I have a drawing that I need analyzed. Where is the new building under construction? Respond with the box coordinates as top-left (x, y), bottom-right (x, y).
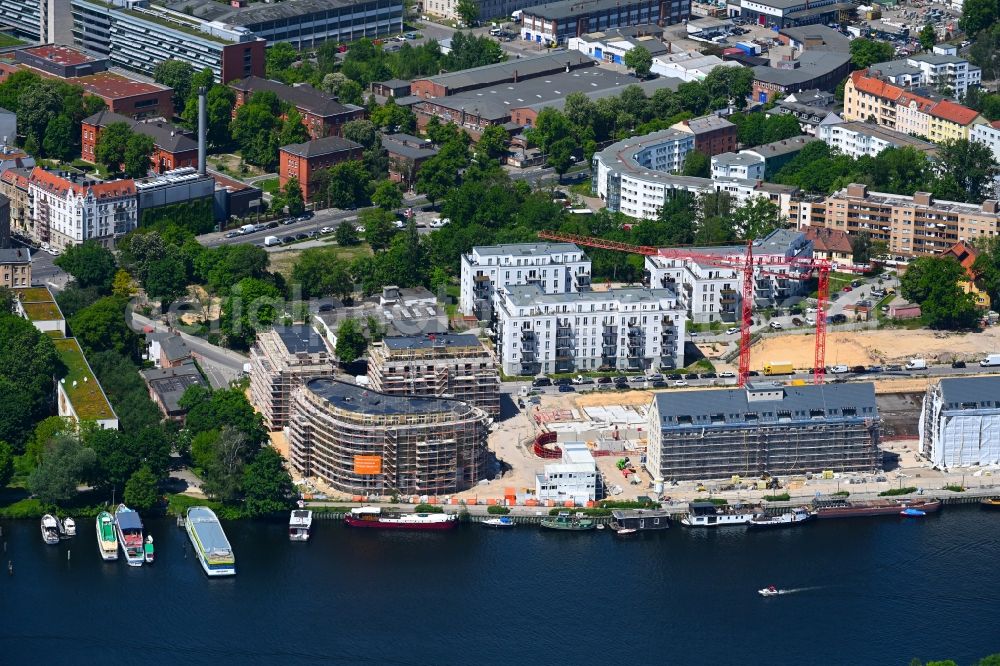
top-left (249, 325), bottom-right (334, 430)
top-left (288, 378), bottom-right (490, 496)
top-left (646, 382), bottom-right (881, 481)
top-left (367, 333), bottom-right (500, 418)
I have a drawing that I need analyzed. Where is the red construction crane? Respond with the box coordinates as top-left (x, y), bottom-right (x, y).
top-left (537, 230), bottom-right (866, 386)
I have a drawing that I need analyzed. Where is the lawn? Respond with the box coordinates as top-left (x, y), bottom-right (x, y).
top-left (259, 178), bottom-right (280, 195)
top-left (267, 243), bottom-right (372, 281)
top-left (53, 337), bottom-right (116, 421)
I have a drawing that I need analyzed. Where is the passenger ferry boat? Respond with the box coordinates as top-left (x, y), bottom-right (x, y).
top-left (95, 512), bottom-right (119, 561)
top-left (289, 509), bottom-right (313, 541)
top-left (41, 514), bottom-right (60, 545)
top-left (680, 501), bottom-right (762, 527)
top-left (185, 506), bottom-right (236, 577)
top-left (609, 509), bottom-right (671, 533)
top-left (748, 507), bottom-right (817, 530)
top-left (114, 504), bottom-right (145, 566)
top-left (344, 507), bottom-right (458, 530)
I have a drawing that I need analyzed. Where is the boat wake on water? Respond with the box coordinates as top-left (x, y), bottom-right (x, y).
top-left (774, 586), bottom-right (824, 595)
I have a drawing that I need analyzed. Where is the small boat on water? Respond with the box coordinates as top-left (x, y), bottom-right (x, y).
top-left (981, 498), bottom-right (1000, 511)
top-left (900, 507), bottom-right (926, 517)
top-left (186, 506), bottom-right (236, 577)
top-left (41, 515), bottom-right (60, 545)
top-left (96, 512), bottom-right (118, 561)
top-left (60, 517), bottom-right (76, 537)
top-left (540, 511), bottom-right (596, 531)
top-left (759, 585), bottom-right (780, 597)
top-left (681, 501), bottom-right (762, 527)
top-left (482, 516), bottom-right (515, 528)
top-left (749, 507), bottom-right (816, 530)
top-left (615, 528), bottom-right (638, 535)
top-left (114, 504), bottom-right (145, 567)
top-left (144, 535), bottom-right (155, 564)
top-left (609, 509), bottom-right (671, 532)
top-left (344, 507), bottom-right (458, 531)
top-left (289, 509), bottom-right (313, 541)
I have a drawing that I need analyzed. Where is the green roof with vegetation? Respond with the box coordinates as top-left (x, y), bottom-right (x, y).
top-left (21, 301), bottom-right (64, 322)
top-left (53, 337), bottom-right (117, 422)
top-left (14, 286), bottom-right (57, 303)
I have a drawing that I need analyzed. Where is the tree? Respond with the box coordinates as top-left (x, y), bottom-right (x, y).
top-left (231, 103), bottom-right (279, 169)
top-left (327, 160), bottom-right (371, 209)
top-left (70, 296), bottom-right (141, 359)
top-left (123, 133), bottom-right (154, 178)
top-left (180, 386), bottom-right (267, 447)
top-left (546, 136), bottom-right (577, 181)
top-left (900, 256), bottom-right (980, 329)
top-left (477, 124), bottom-right (510, 161)
top-left (28, 435), bottom-right (96, 505)
top-left (16, 80), bottom-right (62, 149)
top-left (55, 241), bottom-right (117, 292)
top-left (153, 60), bottom-right (194, 113)
top-left (456, 0), bottom-right (480, 26)
top-left (849, 39), bottom-right (895, 69)
top-left (242, 447), bottom-right (294, 516)
top-left (623, 45), bottom-right (653, 78)
top-left (934, 139), bottom-right (1000, 204)
top-left (960, 0), bottom-right (998, 35)
top-left (123, 466), bottom-right (159, 512)
top-left (278, 108), bottom-right (310, 147)
top-left (266, 42), bottom-right (299, 77)
top-left (94, 121), bottom-right (135, 173)
top-left (919, 24), bottom-right (937, 50)
top-left (335, 317), bottom-right (368, 363)
top-left (681, 150), bottom-right (710, 177)
top-left (112, 269), bottom-right (136, 298)
top-left (291, 248), bottom-right (354, 299)
top-left (145, 254), bottom-right (189, 310)
top-left (338, 80), bottom-right (364, 106)
top-left (0, 314), bottom-right (63, 449)
top-left (335, 221), bottom-right (360, 246)
top-left (282, 177), bottom-right (305, 216)
top-left (852, 231), bottom-right (873, 265)
top-left (360, 208), bottom-right (398, 252)
top-left (0, 441), bottom-right (13, 488)
top-left (219, 278), bottom-right (283, 350)
top-left (732, 196), bottom-right (782, 239)
top-left (342, 119), bottom-right (379, 149)
top-left (371, 180), bottom-right (403, 210)
top-left (42, 114), bottom-right (74, 161)
top-left (201, 426), bottom-right (251, 503)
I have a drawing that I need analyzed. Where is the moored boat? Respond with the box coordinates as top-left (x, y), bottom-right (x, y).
top-left (748, 507), bottom-right (816, 530)
top-left (41, 514), bottom-right (60, 545)
top-left (185, 506), bottom-right (236, 577)
top-left (289, 509), bottom-right (313, 541)
top-left (539, 511), bottom-right (596, 531)
top-left (114, 504), bottom-right (145, 567)
top-left (144, 535), bottom-right (155, 564)
top-left (61, 517), bottom-right (76, 537)
top-left (813, 497), bottom-right (942, 519)
top-left (609, 508), bottom-right (670, 532)
top-left (95, 512), bottom-right (118, 561)
top-left (680, 501), bottom-right (762, 527)
top-left (345, 507), bottom-right (458, 530)
top-left (482, 516), bottom-right (515, 527)
top-left (759, 585), bottom-right (780, 597)
top-left (900, 507), bottom-right (926, 517)
top-left (981, 498), bottom-right (1000, 511)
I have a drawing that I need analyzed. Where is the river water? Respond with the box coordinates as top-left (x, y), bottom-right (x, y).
top-left (1, 507), bottom-right (997, 665)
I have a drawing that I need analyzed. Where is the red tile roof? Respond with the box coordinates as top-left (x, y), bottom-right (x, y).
top-left (0, 169), bottom-right (28, 188)
top-left (28, 167), bottom-right (136, 200)
top-left (849, 70), bottom-right (904, 102)
top-left (929, 99), bottom-right (981, 126)
top-left (940, 240), bottom-right (979, 278)
top-left (76, 72), bottom-right (170, 100)
top-left (896, 91), bottom-right (935, 112)
top-left (804, 226), bottom-right (853, 254)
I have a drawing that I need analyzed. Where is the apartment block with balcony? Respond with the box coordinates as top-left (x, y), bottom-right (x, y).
top-left (459, 243), bottom-right (592, 321)
top-left (249, 325), bottom-right (334, 430)
top-left (494, 283), bottom-right (685, 376)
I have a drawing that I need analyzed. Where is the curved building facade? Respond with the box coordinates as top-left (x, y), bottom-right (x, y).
top-left (288, 378), bottom-right (489, 496)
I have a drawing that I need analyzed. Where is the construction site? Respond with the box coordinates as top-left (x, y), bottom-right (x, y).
top-left (367, 333), bottom-right (500, 418)
top-left (248, 325), bottom-right (334, 430)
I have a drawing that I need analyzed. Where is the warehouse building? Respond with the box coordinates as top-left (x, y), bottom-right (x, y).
top-left (288, 378), bottom-right (490, 495)
top-left (920, 377), bottom-right (1000, 469)
top-left (367, 333), bottom-right (500, 418)
top-left (519, 0), bottom-right (691, 46)
top-left (249, 325), bottom-right (335, 430)
top-left (646, 382), bottom-right (882, 482)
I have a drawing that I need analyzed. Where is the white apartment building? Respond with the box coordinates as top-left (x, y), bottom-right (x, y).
top-left (908, 53), bottom-right (981, 97)
top-left (28, 168), bottom-right (137, 250)
top-left (816, 120), bottom-right (939, 159)
top-left (711, 152), bottom-right (765, 180)
top-left (645, 229), bottom-right (814, 323)
top-left (460, 243), bottom-right (592, 320)
top-left (920, 377), bottom-right (1000, 469)
top-left (971, 123), bottom-right (1000, 166)
top-left (494, 284), bottom-right (685, 376)
top-left (535, 442), bottom-right (597, 505)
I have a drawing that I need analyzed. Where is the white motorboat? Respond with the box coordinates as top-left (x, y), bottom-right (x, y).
top-left (748, 507), bottom-right (816, 530)
top-left (41, 514), bottom-right (60, 545)
top-left (759, 586), bottom-right (780, 597)
top-left (60, 516), bottom-right (76, 537)
top-left (615, 528), bottom-right (638, 535)
top-left (482, 516), bottom-right (515, 527)
top-left (289, 509), bottom-right (313, 541)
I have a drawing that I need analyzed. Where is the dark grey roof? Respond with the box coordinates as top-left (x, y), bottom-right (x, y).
top-left (231, 77), bottom-right (360, 118)
top-left (380, 134), bottom-right (439, 160)
top-left (654, 383), bottom-right (878, 428)
top-left (937, 376), bottom-right (1000, 411)
top-left (680, 114), bottom-right (735, 135)
top-left (378, 79), bottom-right (411, 88)
top-left (779, 25), bottom-right (851, 52)
top-left (160, 334), bottom-right (191, 362)
top-left (274, 325), bottom-right (328, 354)
top-left (382, 333), bottom-right (484, 351)
top-left (745, 135), bottom-right (818, 159)
top-left (163, 0), bottom-right (377, 26)
top-left (83, 110), bottom-right (197, 153)
top-left (304, 377), bottom-right (480, 417)
top-left (281, 135), bottom-right (362, 158)
top-left (417, 52), bottom-right (592, 91)
top-left (752, 50), bottom-right (851, 87)
top-left (869, 60), bottom-right (922, 79)
top-left (141, 363), bottom-right (206, 414)
top-left (0, 248), bottom-right (30, 264)
top-left (523, 0), bottom-right (662, 20)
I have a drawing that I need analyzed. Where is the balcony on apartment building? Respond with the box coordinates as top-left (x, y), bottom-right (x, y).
top-left (574, 272), bottom-right (592, 291)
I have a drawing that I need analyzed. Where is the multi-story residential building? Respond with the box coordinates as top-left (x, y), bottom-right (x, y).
top-left (279, 136), bottom-right (364, 200)
top-left (645, 229), bottom-right (813, 323)
top-left (671, 115), bottom-right (737, 157)
top-left (494, 284), bottom-right (686, 375)
top-left (27, 168), bottom-right (137, 250)
top-left (367, 333), bottom-right (500, 418)
top-left (519, 0), bottom-right (690, 46)
top-left (230, 77), bottom-right (366, 140)
top-left (711, 152), bottom-right (765, 180)
top-left (0, 167), bottom-right (31, 240)
top-left (646, 382), bottom-right (881, 482)
top-left (288, 378), bottom-right (489, 495)
top-left (741, 135), bottom-right (818, 178)
top-left (971, 121), bottom-right (1000, 164)
top-left (460, 243), bottom-right (592, 320)
top-left (0, 192), bottom-right (8, 248)
top-left (82, 110), bottom-right (198, 175)
top-left (0, 247), bottom-right (31, 288)
top-left (928, 99), bottom-right (987, 142)
top-left (920, 376), bottom-right (1000, 469)
top-left (806, 183), bottom-right (1000, 258)
top-left (872, 53), bottom-right (981, 98)
top-left (382, 133), bottom-right (440, 190)
top-left (249, 325), bottom-right (334, 430)
top-left (816, 120), bottom-right (938, 159)
top-left (893, 91), bottom-right (935, 138)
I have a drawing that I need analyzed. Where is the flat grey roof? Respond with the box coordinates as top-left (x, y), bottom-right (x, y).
top-left (380, 134), bottom-right (439, 160)
top-left (745, 135), bottom-right (818, 158)
top-left (503, 283), bottom-right (676, 307)
top-left (909, 53), bottom-right (965, 65)
top-left (474, 242), bottom-right (583, 257)
top-left (678, 114), bottom-right (736, 135)
top-left (417, 52), bottom-right (592, 91)
top-left (779, 25), bottom-right (851, 52)
top-left (523, 0), bottom-right (663, 21)
top-left (516, 75), bottom-right (681, 115)
top-left (655, 382), bottom-right (878, 427)
top-left (141, 363), bottom-right (205, 413)
top-left (831, 121), bottom-right (938, 154)
top-left (280, 135), bottom-right (362, 158)
top-left (163, 0), bottom-right (382, 26)
top-left (304, 377), bottom-right (479, 416)
top-left (712, 151), bottom-right (764, 167)
top-left (382, 333), bottom-right (484, 351)
top-left (752, 50), bottom-right (851, 86)
top-left (274, 325), bottom-right (328, 354)
top-left (869, 60), bottom-right (922, 78)
top-left (938, 376), bottom-right (1000, 410)
top-left (230, 77), bottom-right (360, 118)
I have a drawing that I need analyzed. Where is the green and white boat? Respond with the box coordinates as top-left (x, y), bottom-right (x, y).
top-left (185, 506), bottom-right (235, 577)
top-left (540, 511), bottom-right (597, 531)
top-left (96, 512), bottom-right (118, 561)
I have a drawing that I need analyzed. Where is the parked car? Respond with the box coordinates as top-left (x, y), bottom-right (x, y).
top-left (553, 378), bottom-right (572, 386)
top-left (295, 232), bottom-right (308, 240)
top-left (674, 380), bottom-right (689, 387)
top-left (282, 235), bottom-right (295, 243)
top-left (886, 364), bottom-right (903, 371)
top-left (613, 376), bottom-right (629, 385)
top-left (629, 375), bottom-right (645, 383)
top-left (667, 373), bottom-right (682, 380)
top-left (224, 231), bottom-right (239, 238)
top-left (769, 321), bottom-right (783, 330)
top-left (868, 365), bottom-right (883, 373)
top-left (558, 384), bottom-right (575, 392)
top-left (851, 279), bottom-right (862, 288)
top-left (282, 218), bottom-right (296, 225)
top-left (532, 377), bottom-right (552, 387)
top-left (850, 365), bottom-right (867, 374)
top-left (842, 286), bottom-right (852, 292)
top-left (297, 211), bottom-right (314, 221)
top-left (646, 373), bottom-right (664, 382)
top-left (830, 365), bottom-right (849, 374)
top-left (726, 327), bottom-right (740, 335)
top-left (718, 371), bottom-right (735, 378)
top-left (517, 399), bottom-right (526, 409)
top-left (684, 373), bottom-right (699, 380)
top-left (748, 370), bottom-right (760, 377)
top-left (652, 380), bottom-right (667, 388)
top-left (952, 360), bottom-right (967, 368)
top-left (700, 372), bottom-right (717, 379)
top-left (831, 314), bottom-right (848, 324)
top-left (265, 221), bottom-right (280, 229)
top-left (320, 226), bottom-right (335, 234)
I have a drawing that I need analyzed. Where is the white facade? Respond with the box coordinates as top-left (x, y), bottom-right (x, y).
top-left (650, 51), bottom-right (741, 82)
top-left (495, 284), bottom-right (686, 375)
top-left (28, 170), bottom-right (137, 250)
top-left (907, 54), bottom-right (980, 98)
top-left (460, 243), bottom-right (592, 319)
top-left (816, 121), bottom-right (938, 159)
top-left (972, 123), bottom-right (1000, 165)
top-left (535, 442), bottom-right (597, 504)
top-left (711, 152), bottom-right (765, 180)
top-left (920, 377), bottom-right (1000, 468)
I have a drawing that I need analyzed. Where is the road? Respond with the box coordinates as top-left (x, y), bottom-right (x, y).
top-left (129, 311), bottom-right (248, 388)
top-left (11, 241), bottom-right (70, 292)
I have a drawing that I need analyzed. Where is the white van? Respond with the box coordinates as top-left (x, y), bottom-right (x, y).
top-left (980, 354), bottom-right (1000, 367)
top-left (905, 358), bottom-right (927, 370)
top-left (264, 235), bottom-right (281, 247)
top-left (240, 224), bottom-right (255, 234)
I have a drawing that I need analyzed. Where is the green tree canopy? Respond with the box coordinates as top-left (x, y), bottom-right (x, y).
top-left (28, 435), bottom-right (96, 505)
top-left (960, 0), bottom-right (998, 35)
top-left (242, 446), bottom-right (294, 516)
top-left (918, 24), bottom-right (937, 50)
top-left (849, 39), bottom-right (895, 69)
top-left (327, 160), bottom-right (372, 209)
top-left (42, 114), bottom-right (75, 161)
top-left (144, 254), bottom-right (189, 309)
top-left (335, 317), bottom-right (368, 363)
top-left (456, 0), bottom-right (480, 26)
top-left (623, 45), bottom-right (653, 78)
top-left (933, 139), bottom-right (1000, 204)
top-left (0, 314), bottom-right (64, 448)
top-left (359, 208), bottom-right (398, 252)
top-left (682, 150), bottom-right (710, 177)
top-left (55, 241), bottom-right (118, 292)
top-left (219, 278), bottom-right (283, 350)
top-left (371, 179), bottom-right (403, 210)
top-left (153, 59), bottom-right (194, 112)
top-left (124, 466), bottom-right (160, 512)
top-left (180, 385), bottom-right (268, 447)
top-left (94, 121), bottom-right (135, 173)
top-left (291, 248), bottom-right (354, 299)
top-left (0, 441), bottom-right (13, 489)
top-left (900, 256), bottom-right (980, 329)
top-left (70, 296), bottom-right (142, 360)
top-left (335, 221), bottom-right (361, 246)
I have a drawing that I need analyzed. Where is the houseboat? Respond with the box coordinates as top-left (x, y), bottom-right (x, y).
top-left (748, 507), bottom-right (816, 529)
top-left (344, 507), bottom-right (458, 530)
top-left (289, 509), bottom-right (313, 541)
top-left (813, 497), bottom-right (942, 519)
top-left (185, 506), bottom-right (236, 577)
top-left (680, 501), bottom-right (762, 527)
top-left (540, 511), bottom-right (596, 531)
top-left (95, 512), bottom-right (118, 561)
top-left (114, 504), bottom-right (145, 566)
top-left (609, 509), bottom-right (671, 533)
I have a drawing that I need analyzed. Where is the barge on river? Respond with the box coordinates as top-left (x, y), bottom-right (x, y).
top-left (345, 507), bottom-right (458, 530)
top-left (812, 497), bottom-right (942, 519)
top-left (185, 506), bottom-right (236, 576)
